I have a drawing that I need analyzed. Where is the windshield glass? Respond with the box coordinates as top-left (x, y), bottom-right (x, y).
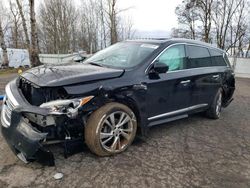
top-left (84, 42), bottom-right (159, 69)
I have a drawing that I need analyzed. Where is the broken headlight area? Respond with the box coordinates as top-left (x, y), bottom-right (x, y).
top-left (15, 97), bottom-right (94, 165)
top-left (39, 96), bottom-right (94, 119)
top-left (1, 80), bottom-right (95, 166)
top-left (22, 96), bottom-right (95, 142)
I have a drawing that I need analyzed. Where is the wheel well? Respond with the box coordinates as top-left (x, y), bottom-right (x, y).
top-left (111, 98), bottom-right (143, 135)
top-left (221, 87), bottom-right (226, 99)
top-left (114, 99), bottom-right (141, 125)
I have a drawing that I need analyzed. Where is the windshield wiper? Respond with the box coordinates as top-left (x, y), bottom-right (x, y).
top-left (88, 62), bottom-right (104, 67)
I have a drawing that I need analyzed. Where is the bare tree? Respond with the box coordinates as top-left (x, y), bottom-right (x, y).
top-left (118, 15), bottom-right (135, 41)
top-left (0, 2), bottom-right (9, 68)
top-left (175, 0), bottom-right (214, 42)
top-left (245, 28), bottom-right (250, 57)
top-left (0, 19), bottom-right (9, 67)
top-left (213, 0), bottom-right (244, 49)
top-left (107, 0), bottom-right (118, 44)
top-left (175, 0), bottom-right (199, 39)
top-left (227, 0), bottom-right (247, 53)
top-left (29, 0), bottom-right (41, 66)
top-left (9, 0), bottom-right (22, 48)
top-left (39, 0), bottom-right (78, 54)
top-left (196, 0), bottom-right (214, 42)
top-left (79, 0), bottom-right (100, 53)
top-left (36, 0), bottom-right (134, 54)
top-left (16, 0), bottom-right (30, 50)
top-left (99, 0), bottom-right (107, 48)
top-left (171, 27), bottom-right (192, 39)
top-left (175, 0), bottom-right (249, 57)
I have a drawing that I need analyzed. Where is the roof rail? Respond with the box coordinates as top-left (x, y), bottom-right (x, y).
top-left (129, 38), bottom-right (169, 40)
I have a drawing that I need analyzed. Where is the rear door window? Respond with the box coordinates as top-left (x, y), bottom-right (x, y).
top-left (187, 45), bottom-right (212, 68)
top-left (209, 49), bottom-right (227, 66)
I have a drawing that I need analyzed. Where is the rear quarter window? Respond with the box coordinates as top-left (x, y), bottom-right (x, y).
top-left (223, 54), bottom-right (231, 67)
top-left (186, 45), bottom-right (212, 68)
top-left (209, 49), bottom-right (227, 66)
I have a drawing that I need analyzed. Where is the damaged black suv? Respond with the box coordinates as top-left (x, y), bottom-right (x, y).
top-left (1, 39), bottom-right (235, 165)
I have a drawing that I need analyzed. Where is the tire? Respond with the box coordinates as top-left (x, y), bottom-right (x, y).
top-left (206, 88), bottom-right (223, 119)
top-left (84, 102), bottom-right (137, 156)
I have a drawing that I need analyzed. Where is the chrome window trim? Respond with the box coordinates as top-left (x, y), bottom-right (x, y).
top-left (156, 66), bottom-right (227, 74)
top-left (148, 104), bottom-right (208, 121)
top-left (145, 43), bottom-right (187, 74)
top-left (145, 43), bottom-right (228, 74)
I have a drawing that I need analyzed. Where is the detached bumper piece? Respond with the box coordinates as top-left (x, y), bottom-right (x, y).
top-left (1, 110), bottom-right (55, 166)
top-left (222, 98), bottom-right (234, 108)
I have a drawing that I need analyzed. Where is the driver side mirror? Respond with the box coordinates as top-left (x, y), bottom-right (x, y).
top-left (73, 56), bottom-right (86, 63)
top-left (151, 61), bottom-right (169, 74)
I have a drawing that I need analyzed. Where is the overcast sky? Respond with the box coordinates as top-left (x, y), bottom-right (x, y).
top-left (118, 0), bottom-right (182, 31)
top-left (2, 0), bottom-right (181, 32)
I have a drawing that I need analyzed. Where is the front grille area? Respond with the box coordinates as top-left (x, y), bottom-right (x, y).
top-left (1, 93), bottom-right (17, 127)
top-left (19, 77), bottom-right (69, 106)
top-left (1, 82), bottom-right (20, 127)
top-left (4, 96), bottom-right (15, 123)
top-left (19, 77), bottom-right (32, 103)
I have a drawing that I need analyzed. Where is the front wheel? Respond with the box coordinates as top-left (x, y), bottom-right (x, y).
top-left (206, 88), bottom-right (223, 119)
top-left (85, 102), bottom-right (137, 156)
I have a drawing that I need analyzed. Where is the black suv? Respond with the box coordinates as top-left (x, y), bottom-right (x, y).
top-left (1, 39), bottom-right (235, 165)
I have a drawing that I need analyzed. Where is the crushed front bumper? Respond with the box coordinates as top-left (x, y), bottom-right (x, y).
top-left (1, 110), bottom-right (55, 166)
top-left (0, 80), bottom-right (55, 166)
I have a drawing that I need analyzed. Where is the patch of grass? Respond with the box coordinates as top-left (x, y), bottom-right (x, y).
top-left (0, 67), bottom-right (29, 75)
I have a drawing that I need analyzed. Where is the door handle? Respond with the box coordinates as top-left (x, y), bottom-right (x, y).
top-left (180, 80), bottom-right (191, 84)
top-left (213, 75), bottom-right (219, 78)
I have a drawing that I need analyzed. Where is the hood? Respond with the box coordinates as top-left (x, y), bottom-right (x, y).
top-left (20, 64), bottom-right (124, 87)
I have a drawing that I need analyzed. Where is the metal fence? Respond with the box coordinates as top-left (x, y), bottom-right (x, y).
top-left (229, 57), bottom-right (250, 78)
top-left (39, 54), bottom-right (76, 64)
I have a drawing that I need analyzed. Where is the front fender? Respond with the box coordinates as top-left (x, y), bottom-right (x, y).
top-left (91, 84), bottom-right (149, 135)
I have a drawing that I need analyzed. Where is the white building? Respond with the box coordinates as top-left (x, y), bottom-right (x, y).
top-left (0, 48), bottom-right (30, 68)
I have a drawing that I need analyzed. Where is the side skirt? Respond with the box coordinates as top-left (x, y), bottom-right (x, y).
top-left (148, 114), bottom-right (188, 127)
top-left (148, 104), bottom-right (208, 121)
top-left (147, 104), bottom-right (208, 127)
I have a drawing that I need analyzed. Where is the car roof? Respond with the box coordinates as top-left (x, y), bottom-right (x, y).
top-left (126, 39), bottom-right (169, 45)
top-left (127, 38), bottom-right (225, 53)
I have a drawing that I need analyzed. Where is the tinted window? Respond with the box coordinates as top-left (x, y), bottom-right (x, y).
top-left (156, 44), bottom-right (186, 71)
top-left (209, 49), bottom-right (227, 66)
top-left (187, 45), bottom-right (212, 68)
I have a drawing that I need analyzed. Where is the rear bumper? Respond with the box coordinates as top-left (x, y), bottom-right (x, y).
top-left (1, 110), bottom-right (55, 166)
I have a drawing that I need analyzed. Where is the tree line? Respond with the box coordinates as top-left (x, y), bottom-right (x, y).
top-left (0, 0), bottom-right (135, 67)
top-left (1, 0), bottom-right (249, 68)
top-left (1, 0), bottom-right (40, 67)
top-left (172, 0), bottom-right (250, 58)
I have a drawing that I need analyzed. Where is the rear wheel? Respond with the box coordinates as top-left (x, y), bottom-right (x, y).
top-left (206, 88), bottom-right (223, 119)
top-left (85, 102), bottom-right (137, 156)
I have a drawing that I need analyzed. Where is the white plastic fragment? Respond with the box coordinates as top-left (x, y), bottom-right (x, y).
top-left (53, 172), bottom-right (64, 180)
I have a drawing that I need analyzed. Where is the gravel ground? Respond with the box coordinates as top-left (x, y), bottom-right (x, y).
top-left (0, 74), bottom-right (17, 95)
top-left (0, 74), bottom-right (250, 188)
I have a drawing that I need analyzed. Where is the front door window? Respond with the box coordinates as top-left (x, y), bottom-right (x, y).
top-left (156, 44), bottom-right (186, 71)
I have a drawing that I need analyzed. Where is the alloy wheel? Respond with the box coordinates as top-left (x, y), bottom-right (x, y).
top-left (99, 111), bottom-right (134, 153)
top-left (216, 92), bottom-right (222, 116)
